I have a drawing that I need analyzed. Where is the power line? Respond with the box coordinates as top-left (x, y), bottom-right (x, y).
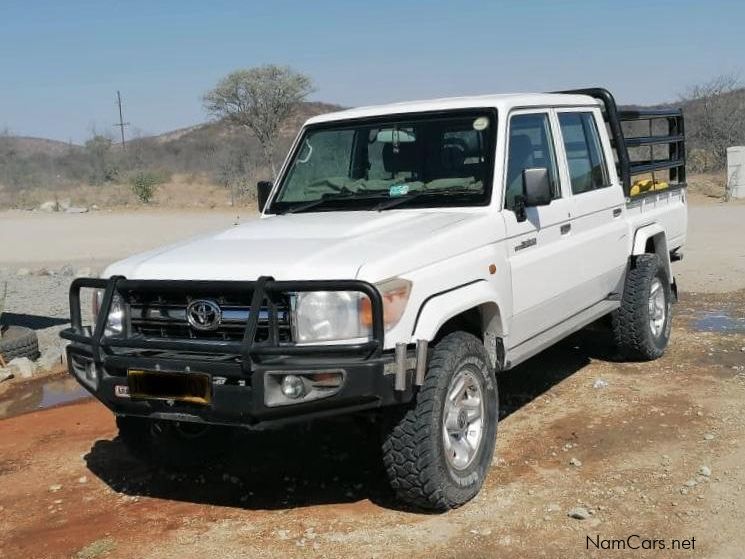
top-left (114, 90), bottom-right (130, 150)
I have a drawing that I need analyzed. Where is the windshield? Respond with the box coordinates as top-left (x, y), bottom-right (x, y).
top-left (268, 110), bottom-right (496, 213)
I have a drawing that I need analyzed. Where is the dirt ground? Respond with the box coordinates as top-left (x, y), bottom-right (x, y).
top-left (0, 292), bottom-right (743, 559)
top-left (0, 201), bottom-right (744, 559)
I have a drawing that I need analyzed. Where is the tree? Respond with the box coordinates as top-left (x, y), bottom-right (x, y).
top-left (203, 65), bottom-right (314, 178)
top-left (84, 133), bottom-right (117, 185)
top-left (680, 74), bottom-right (745, 173)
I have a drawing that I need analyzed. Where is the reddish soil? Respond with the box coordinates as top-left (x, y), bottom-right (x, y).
top-left (0, 292), bottom-right (744, 559)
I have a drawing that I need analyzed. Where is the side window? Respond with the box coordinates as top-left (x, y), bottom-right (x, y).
top-left (505, 113), bottom-right (560, 211)
top-left (558, 112), bottom-right (610, 194)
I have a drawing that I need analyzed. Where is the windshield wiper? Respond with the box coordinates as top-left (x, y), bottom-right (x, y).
top-left (373, 188), bottom-right (481, 211)
top-left (281, 191), bottom-right (386, 214)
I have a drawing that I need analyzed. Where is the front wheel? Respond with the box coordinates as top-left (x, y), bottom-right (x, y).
top-left (612, 254), bottom-right (673, 361)
top-left (381, 332), bottom-right (498, 511)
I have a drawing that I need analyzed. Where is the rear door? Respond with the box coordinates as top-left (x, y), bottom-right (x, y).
top-left (502, 110), bottom-right (581, 348)
top-left (555, 108), bottom-right (628, 303)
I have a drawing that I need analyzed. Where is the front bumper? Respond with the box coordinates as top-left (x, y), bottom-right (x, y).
top-left (61, 276), bottom-right (415, 429)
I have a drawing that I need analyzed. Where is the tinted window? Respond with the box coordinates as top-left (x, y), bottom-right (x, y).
top-left (558, 112), bottom-right (609, 194)
top-left (505, 113), bottom-right (560, 211)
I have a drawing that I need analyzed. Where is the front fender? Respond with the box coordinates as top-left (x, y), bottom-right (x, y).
top-left (411, 280), bottom-right (505, 342)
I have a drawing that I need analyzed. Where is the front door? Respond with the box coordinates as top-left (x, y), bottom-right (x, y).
top-left (502, 110), bottom-right (581, 349)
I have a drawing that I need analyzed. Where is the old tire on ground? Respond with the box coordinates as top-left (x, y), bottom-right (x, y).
top-left (116, 416), bottom-right (233, 468)
top-left (0, 325), bottom-right (40, 362)
top-left (612, 253), bottom-right (672, 361)
top-left (381, 332), bottom-right (498, 511)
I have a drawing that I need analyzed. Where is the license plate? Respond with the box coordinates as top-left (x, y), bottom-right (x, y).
top-left (127, 369), bottom-right (211, 405)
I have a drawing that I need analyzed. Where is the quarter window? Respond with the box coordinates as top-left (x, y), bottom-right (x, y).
top-left (505, 113), bottom-right (560, 211)
top-left (558, 112), bottom-right (610, 194)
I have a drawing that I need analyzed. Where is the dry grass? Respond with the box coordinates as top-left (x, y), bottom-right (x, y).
top-left (0, 173), bottom-right (245, 210)
top-left (0, 171), bottom-right (738, 211)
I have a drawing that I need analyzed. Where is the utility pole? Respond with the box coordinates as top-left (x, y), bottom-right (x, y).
top-left (114, 90), bottom-right (130, 150)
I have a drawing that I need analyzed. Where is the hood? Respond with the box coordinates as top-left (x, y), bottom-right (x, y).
top-left (104, 210), bottom-right (497, 282)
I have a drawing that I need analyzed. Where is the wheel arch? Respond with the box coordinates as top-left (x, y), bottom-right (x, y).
top-left (632, 224), bottom-right (672, 282)
top-left (411, 281), bottom-right (506, 368)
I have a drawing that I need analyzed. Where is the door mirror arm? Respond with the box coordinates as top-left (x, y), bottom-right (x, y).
top-left (514, 195), bottom-right (528, 222)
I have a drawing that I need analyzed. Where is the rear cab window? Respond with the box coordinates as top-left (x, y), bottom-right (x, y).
top-left (557, 112), bottom-right (610, 194)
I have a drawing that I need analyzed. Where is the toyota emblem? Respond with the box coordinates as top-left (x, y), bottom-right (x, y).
top-left (186, 299), bottom-right (222, 331)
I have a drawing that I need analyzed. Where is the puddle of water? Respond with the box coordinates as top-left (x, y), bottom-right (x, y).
top-left (694, 312), bottom-right (745, 333)
top-left (0, 375), bottom-right (91, 419)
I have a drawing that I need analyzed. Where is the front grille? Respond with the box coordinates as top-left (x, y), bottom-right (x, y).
top-left (125, 289), bottom-right (292, 344)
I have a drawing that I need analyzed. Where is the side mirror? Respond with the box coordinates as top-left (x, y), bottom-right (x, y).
top-left (514, 168), bottom-right (551, 222)
top-left (522, 168), bottom-right (552, 206)
top-left (257, 181), bottom-right (273, 212)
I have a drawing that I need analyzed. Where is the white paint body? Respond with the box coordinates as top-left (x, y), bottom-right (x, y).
top-left (104, 93), bottom-right (688, 369)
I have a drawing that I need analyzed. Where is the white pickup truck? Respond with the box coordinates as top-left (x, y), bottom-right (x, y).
top-left (61, 88), bottom-right (687, 510)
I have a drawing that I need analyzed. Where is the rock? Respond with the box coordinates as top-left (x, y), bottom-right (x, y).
top-left (699, 466), bottom-right (711, 477)
top-left (568, 506), bottom-right (590, 520)
top-left (77, 476), bottom-right (88, 484)
top-left (16, 268), bottom-right (31, 277)
top-left (592, 378), bottom-right (609, 389)
top-left (58, 264), bottom-right (75, 277)
top-left (48, 484), bottom-right (62, 492)
top-left (33, 267), bottom-right (53, 277)
top-left (58, 199), bottom-right (71, 210)
top-left (64, 206), bottom-right (88, 214)
top-left (704, 433), bottom-right (715, 441)
top-left (37, 347), bottom-right (63, 371)
top-left (8, 357), bottom-right (36, 379)
top-left (39, 201), bottom-right (58, 213)
top-left (90, 204), bottom-right (99, 211)
top-left (684, 479), bottom-right (698, 488)
top-left (0, 369), bottom-right (13, 383)
top-left (569, 457), bottom-right (582, 467)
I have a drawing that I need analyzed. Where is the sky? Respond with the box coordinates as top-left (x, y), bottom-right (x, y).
top-left (0, 0), bottom-right (743, 143)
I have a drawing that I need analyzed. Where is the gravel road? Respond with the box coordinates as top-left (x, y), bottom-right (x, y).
top-left (0, 203), bottom-right (744, 558)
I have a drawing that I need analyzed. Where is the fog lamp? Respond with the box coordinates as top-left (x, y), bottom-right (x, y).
top-left (281, 375), bottom-right (305, 399)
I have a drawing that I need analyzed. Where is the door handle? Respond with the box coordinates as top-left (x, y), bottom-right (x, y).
top-left (560, 223), bottom-right (571, 235)
top-left (613, 208), bottom-right (622, 217)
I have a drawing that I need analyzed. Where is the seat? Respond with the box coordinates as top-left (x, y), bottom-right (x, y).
top-left (382, 143), bottom-right (418, 181)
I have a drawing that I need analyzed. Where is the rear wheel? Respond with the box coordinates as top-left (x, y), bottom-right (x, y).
top-left (612, 254), bottom-right (672, 361)
top-left (381, 332), bottom-right (498, 510)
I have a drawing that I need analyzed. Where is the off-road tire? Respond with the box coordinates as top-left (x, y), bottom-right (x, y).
top-left (0, 325), bottom-right (40, 362)
top-left (612, 254), bottom-right (672, 361)
top-left (381, 332), bottom-right (498, 511)
top-left (116, 416), bottom-right (232, 468)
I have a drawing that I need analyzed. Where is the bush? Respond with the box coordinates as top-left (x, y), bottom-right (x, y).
top-left (129, 171), bottom-right (167, 203)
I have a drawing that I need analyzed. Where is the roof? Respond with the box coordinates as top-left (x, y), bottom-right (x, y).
top-left (305, 92), bottom-right (601, 125)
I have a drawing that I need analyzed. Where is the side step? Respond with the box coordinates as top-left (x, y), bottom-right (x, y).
top-left (504, 300), bottom-right (620, 369)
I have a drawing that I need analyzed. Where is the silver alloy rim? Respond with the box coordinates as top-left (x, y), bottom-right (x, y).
top-left (648, 277), bottom-right (666, 338)
top-left (442, 369), bottom-right (485, 471)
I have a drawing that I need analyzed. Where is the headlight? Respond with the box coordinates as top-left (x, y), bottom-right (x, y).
top-left (292, 291), bottom-right (369, 343)
top-left (291, 278), bottom-right (412, 344)
top-left (92, 289), bottom-right (125, 337)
